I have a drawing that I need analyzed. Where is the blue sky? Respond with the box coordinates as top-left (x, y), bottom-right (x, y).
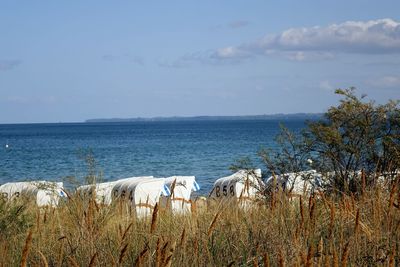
top-left (0, 1), bottom-right (399, 123)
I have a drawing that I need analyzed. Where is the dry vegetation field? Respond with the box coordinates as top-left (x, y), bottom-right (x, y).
top-left (1, 180), bottom-right (399, 266)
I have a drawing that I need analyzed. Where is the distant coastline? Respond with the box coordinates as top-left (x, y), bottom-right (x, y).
top-left (85, 113), bottom-right (323, 123)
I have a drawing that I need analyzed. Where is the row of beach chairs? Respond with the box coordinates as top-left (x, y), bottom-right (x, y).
top-left (0, 169), bottom-right (327, 217)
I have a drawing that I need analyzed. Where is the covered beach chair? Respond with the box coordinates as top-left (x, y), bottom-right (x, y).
top-left (265, 170), bottom-right (323, 197)
top-left (209, 169), bottom-right (263, 208)
top-left (111, 176), bottom-right (170, 218)
top-left (161, 176), bottom-right (200, 214)
top-left (77, 181), bottom-right (118, 205)
top-left (0, 181), bottom-right (66, 207)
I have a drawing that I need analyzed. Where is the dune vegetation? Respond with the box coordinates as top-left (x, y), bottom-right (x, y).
top-left (0, 184), bottom-right (399, 266)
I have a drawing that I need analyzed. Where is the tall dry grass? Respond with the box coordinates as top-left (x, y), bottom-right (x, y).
top-left (0, 181), bottom-right (399, 266)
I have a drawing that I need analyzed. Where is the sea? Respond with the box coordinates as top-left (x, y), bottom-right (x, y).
top-left (0, 120), bottom-right (307, 194)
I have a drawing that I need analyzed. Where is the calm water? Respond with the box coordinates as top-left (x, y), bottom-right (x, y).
top-left (0, 120), bottom-right (306, 193)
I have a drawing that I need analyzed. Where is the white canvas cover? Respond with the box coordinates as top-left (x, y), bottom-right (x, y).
top-left (210, 169), bottom-right (263, 207)
top-left (111, 176), bottom-right (169, 218)
top-left (265, 170), bottom-right (322, 196)
top-left (77, 181), bottom-right (117, 205)
top-left (0, 181), bottom-right (65, 207)
top-left (161, 176), bottom-right (200, 214)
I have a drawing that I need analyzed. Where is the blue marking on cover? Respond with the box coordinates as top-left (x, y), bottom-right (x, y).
top-left (59, 190), bottom-right (66, 197)
top-left (162, 184), bottom-right (171, 196)
top-left (193, 180), bottom-right (200, 191)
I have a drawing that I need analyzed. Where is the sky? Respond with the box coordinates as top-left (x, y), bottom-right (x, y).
top-left (0, 1), bottom-right (399, 123)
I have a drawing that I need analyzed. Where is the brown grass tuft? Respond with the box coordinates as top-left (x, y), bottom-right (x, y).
top-left (305, 244), bottom-right (313, 267)
top-left (263, 253), bottom-right (270, 267)
top-left (341, 241), bottom-right (350, 266)
top-left (299, 196), bottom-right (304, 226)
top-left (278, 250), bottom-right (285, 267)
top-left (389, 245), bottom-right (396, 267)
top-left (67, 256), bottom-right (79, 267)
top-left (155, 237), bottom-right (162, 267)
top-left (179, 228), bottom-right (186, 247)
top-left (354, 208), bottom-right (360, 237)
top-left (119, 243), bottom-right (128, 265)
top-left (207, 211), bottom-right (221, 237)
top-left (333, 250), bottom-right (339, 267)
top-left (160, 241), bottom-right (169, 264)
top-left (121, 222), bottom-right (133, 241)
top-left (150, 203), bottom-right (159, 234)
top-left (309, 196), bottom-right (315, 220)
top-left (20, 229), bottom-right (33, 267)
top-left (329, 202), bottom-right (335, 238)
top-left (88, 252), bottom-right (98, 267)
top-left (134, 245), bottom-right (149, 267)
top-left (37, 250), bottom-right (48, 267)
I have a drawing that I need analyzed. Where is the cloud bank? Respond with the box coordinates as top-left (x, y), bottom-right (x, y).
top-left (214, 18), bottom-right (400, 61)
top-left (228, 20), bottom-right (249, 29)
top-left (102, 54), bottom-right (144, 65)
top-left (367, 75), bottom-right (400, 88)
top-left (0, 60), bottom-right (21, 71)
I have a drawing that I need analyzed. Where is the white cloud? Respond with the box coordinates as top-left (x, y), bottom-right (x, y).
top-left (213, 18), bottom-right (400, 61)
top-left (158, 59), bottom-right (189, 68)
top-left (130, 56), bottom-right (144, 66)
top-left (102, 54), bottom-right (144, 65)
top-left (102, 55), bottom-right (115, 61)
top-left (158, 50), bottom-right (245, 68)
top-left (5, 95), bottom-right (58, 105)
top-left (367, 75), bottom-right (400, 88)
top-left (0, 60), bottom-right (21, 71)
top-left (228, 20), bottom-right (249, 29)
top-left (214, 46), bottom-right (249, 59)
top-left (319, 80), bottom-right (334, 91)
top-left (281, 51), bottom-right (333, 61)
top-left (6, 96), bottom-right (29, 104)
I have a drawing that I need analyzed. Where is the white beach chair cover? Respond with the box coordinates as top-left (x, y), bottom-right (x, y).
top-left (266, 170), bottom-right (322, 196)
top-left (77, 181), bottom-right (117, 205)
top-left (210, 169), bottom-right (263, 209)
top-left (111, 176), bottom-right (167, 218)
top-left (162, 176), bottom-right (200, 214)
top-left (0, 181), bottom-right (65, 207)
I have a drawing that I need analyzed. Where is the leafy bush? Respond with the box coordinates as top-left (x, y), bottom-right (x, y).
top-left (260, 88), bottom-right (400, 195)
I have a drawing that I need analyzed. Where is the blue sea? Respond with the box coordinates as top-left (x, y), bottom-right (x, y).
top-left (0, 120), bottom-right (306, 194)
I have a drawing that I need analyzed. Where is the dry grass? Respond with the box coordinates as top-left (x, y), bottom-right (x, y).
top-left (1, 183), bottom-right (400, 266)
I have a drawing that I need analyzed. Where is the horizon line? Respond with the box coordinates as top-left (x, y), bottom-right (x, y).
top-left (0, 112), bottom-right (324, 125)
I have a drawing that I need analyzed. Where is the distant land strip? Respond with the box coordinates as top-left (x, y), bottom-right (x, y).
top-left (85, 113), bottom-right (323, 123)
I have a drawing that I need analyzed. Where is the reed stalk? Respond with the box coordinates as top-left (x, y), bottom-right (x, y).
top-left (20, 229), bottom-right (33, 267)
top-left (150, 203), bottom-right (159, 234)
